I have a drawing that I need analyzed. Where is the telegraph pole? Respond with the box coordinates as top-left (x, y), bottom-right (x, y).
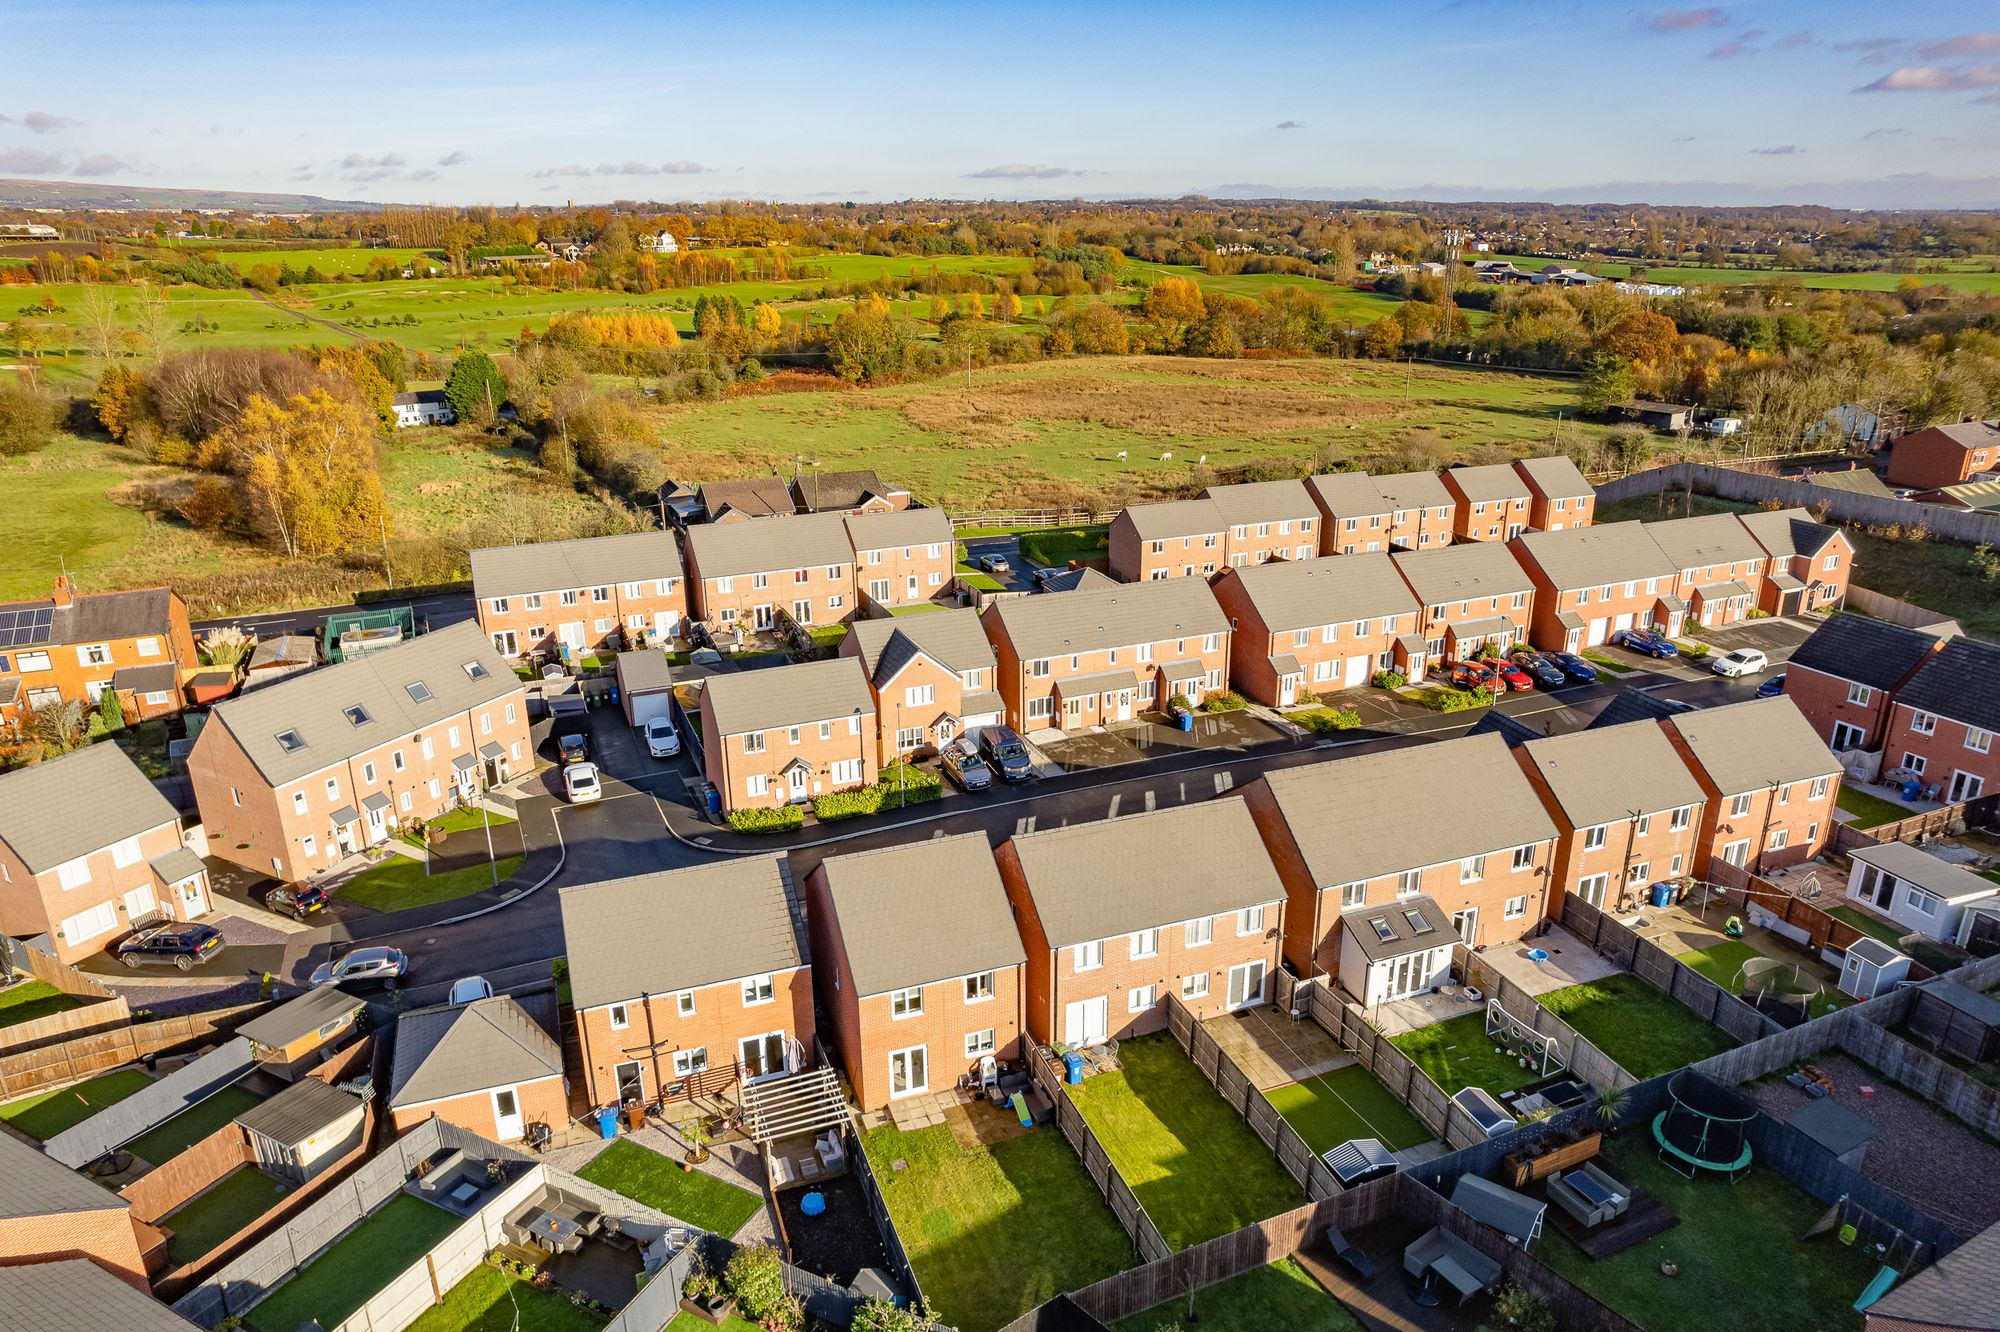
top-left (1441, 226), bottom-right (1466, 347)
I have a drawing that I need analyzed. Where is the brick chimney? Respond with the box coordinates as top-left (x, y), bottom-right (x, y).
top-left (50, 575), bottom-right (75, 608)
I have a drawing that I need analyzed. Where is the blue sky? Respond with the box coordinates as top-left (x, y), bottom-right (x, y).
top-left (5, 0), bottom-right (2000, 208)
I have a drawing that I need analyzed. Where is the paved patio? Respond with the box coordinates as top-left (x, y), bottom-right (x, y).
top-left (1475, 924), bottom-right (1623, 996)
top-left (1370, 985), bottom-right (1484, 1038)
top-left (1206, 1004), bottom-right (1352, 1091)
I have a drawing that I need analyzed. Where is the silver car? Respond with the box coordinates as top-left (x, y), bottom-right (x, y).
top-left (310, 946), bottom-right (408, 990)
top-left (941, 742), bottom-right (992, 792)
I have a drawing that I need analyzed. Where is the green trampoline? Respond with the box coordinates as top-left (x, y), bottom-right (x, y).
top-left (1653, 1071), bottom-right (1755, 1182)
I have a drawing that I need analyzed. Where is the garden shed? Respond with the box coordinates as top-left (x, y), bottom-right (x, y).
top-left (1905, 981), bottom-right (2000, 1066)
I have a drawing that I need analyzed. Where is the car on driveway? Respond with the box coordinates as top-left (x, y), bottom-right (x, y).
top-left (1611, 628), bottom-right (1677, 659)
top-left (941, 742), bottom-right (992, 792)
top-left (563, 762), bottom-right (603, 803)
top-left (447, 976), bottom-right (494, 1005)
top-left (557, 731), bottom-right (589, 763)
top-left (1492, 658), bottom-right (1535, 692)
top-left (643, 715), bottom-right (681, 758)
top-left (263, 883), bottom-right (329, 921)
top-left (1449, 660), bottom-right (1500, 690)
top-left (117, 923), bottom-right (223, 971)
top-left (1510, 651), bottom-right (1568, 689)
top-left (979, 553), bottom-right (1011, 575)
top-left (1712, 648), bottom-right (1771, 678)
top-left (1757, 673), bottom-right (1787, 698)
top-left (1549, 652), bottom-right (1600, 684)
top-left (310, 946), bottom-right (408, 990)
top-left (979, 726), bottom-right (1036, 782)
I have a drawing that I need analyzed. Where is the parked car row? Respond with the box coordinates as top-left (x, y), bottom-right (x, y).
top-left (1447, 648), bottom-right (1599, 694)
top-left (1609, 627), bottom-right (1680, 659)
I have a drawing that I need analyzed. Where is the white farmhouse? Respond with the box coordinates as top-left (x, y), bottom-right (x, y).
top-left (391, 390), bottom-right (455, 429)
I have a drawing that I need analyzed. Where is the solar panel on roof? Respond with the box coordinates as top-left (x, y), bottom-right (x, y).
top-left (0, 607), bottom-right (53, 648)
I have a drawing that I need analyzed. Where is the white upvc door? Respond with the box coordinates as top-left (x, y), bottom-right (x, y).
top-left (366, 805), bottom-right (387, 844)
top-left (753, 604), bottom-right (775, 630)
top-left (1063, 995), bottom-right (1109, 1047)
top-left (1949, 770), bottom-right (1984, 802)
top-left (1577, 873), bottom-right (1610, 908)
top-left (1452, 907), bottom-right (1479, 947)
top-left (1227, 960), bottom-right (1267, 1011)
top-left (178, 875), bottom-right (208, 917)
top-left (740, 1032), bottom-right (786, 1082)
top-left (787, 767), bottom-right (809, 802)
top-left (1277, 675), bottom-right (1297, 706)
top-left (1114, 691), bottom-right (1133, 722)
top-left (1344, 654), bottom-right (1370, 688)
top-left (491, 1087), bottom-right (525, 1140)
top-left (491, 630), bottom-right (517, 657)
top-left (1720, 840), bottom-right (1750, 869)
top-left (654, 610), bottom-right (681, 639)
top-left (889, 1045), bottom-right (929, 1099)
top-left (558, 622), bottom-right (585, 653)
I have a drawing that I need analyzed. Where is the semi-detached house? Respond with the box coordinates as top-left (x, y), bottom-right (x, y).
top-left (842, 609), bottom-right (1002, 764)
top-left (188, 622), bottom-right (530, 885)
top-left (685, 512), bottom-right (856, 633)
top-left (699, 656), bottom-right (877, 812)
top-left (470, 530), bottom-right (686, 662)
top-left (980, 578), bottom-right (1231, 734)
top-left (1306, 472), bottom-right (1399, 555)
top-left (1646, 514), bottom-right (1767, 629)
top-left (844, 507), bottom-right (955, 610)
top-left (560, 856), bottom-right (814, 1113)
top-left (1372, 471), bottom-right (1457, 550)
top-left (1663, 697), bottom-right (1842, 876)
top-left (1391, 541), bottom-right (1535, 662)
top-left (1510, 522), bottom-right (1681, 652)
top-left (1108, 499), bottom-right (1227, 582)
top-left (1782, 615), bottom-right (1951, 756)
top-left (1441, 464), bottom-right (1534, 542)
top-left (994, 801), bottom-right (1285, 1047)
top-left (1516, 723), bottom-right (1709, 913)
top-left (1200, 479), bottom-right (1320, 568)
top-left (1879, 636), bottom-right (2000, 803)
top-left (1513, 455), bottom-right (1596, 532)
top-left (1211, 554), bottom-right (1426, 705)
top-left (1240, 734), bottom-right (1559, 988)
top-left (805, 833), bottom-right (1028, 1109)
top-left (1735, 508), bottom-right (1853, 617)
top-left (0, 743), bottom-right (211, 964)
top-left (0, 576), bottom-right (198, 735)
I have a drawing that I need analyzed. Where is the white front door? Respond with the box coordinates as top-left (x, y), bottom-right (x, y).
top-left (905, 575), bottom-right (920, 600)
top-left (1114, 691), bottom-right (1133, 722)
top-left (1452, 907), bottom-right (1479, 946)
top-left (1344, 654), bottom-right (1370, 688)
top-left (491, 1087), bottom-right (524, 1140)
top-left (335, 824), bottom-right (357, 855)
top-left (366, 805), bottom-right (387, 844)
top-left (1278, 675), bottom-right (1297, 706)
top-left (1227, 960), bottom-right (1267, 1011)
top-left (889, 1046), bottom-right (929, 1099)
top-left (123, 884), bottom-right (156, 922)
top-left (936, 718), bottom-right (955, 747)
top-left (178, 875), bottom-right (208, 917)
top-left (740, 1032), bottom-right (786, 1082)
top-left (1949, 771), bottom-right (1984, 802)
top-left (787, 766), bottom-right (809, 802)
top-left (558, 622), bottom-right (586, 653)
top-left (1063, 995), bottom-right (1110, 1047)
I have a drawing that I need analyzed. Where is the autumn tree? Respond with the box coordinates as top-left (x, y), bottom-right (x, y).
top-left (91, 364), bottom-right (146, 442)
top-left (996, 289), bottom-right (1021, 324)
top-left (826, 295), bottom-right (911, 382)
top-left (23, 700), bottom-right (88, 756)
top-left (443, 350), bottom-right (506, 425)
top-left (209, 390), bottom-right (387, 557)
top-left (751, 302), bottom-right (782, 342)
top-left (131, 283), bottom-right (177, 360)
top-left (77, 287), bottom-right (126, 363)
top-left (0, 381), bottom-right (56, 457)
top-left (1144, 277), bottom-right (1206, 351)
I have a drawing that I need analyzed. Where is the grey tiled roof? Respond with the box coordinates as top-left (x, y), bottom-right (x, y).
top-left (388, 994), bottom-right (563, 1108)
top-left (1868, 1212), bottom-right (2000, 1330)
top-left (59, 586), bottom-right (177, 646)
top-left (1199, 479), bottom-right (1318, 526)
top-left (1666, 697), bottom-right (1839, 794)
top-left (685, 511), bottom-right (852, 579)
top-left (1006, 801), bottom-right (1284, 947)
top-left (1120, 498), bottom-right (1225, 541)
top-left (1788, 615), bottom-right (1948, 692)
top-left (236, 1076), bottom-right (364, 1145)
top-left (848, 608), bottom-right (996, 683)
top-left (987, 578), bottom-right (1228, 661)
top-left (469, 530), bottom-right (682, 601)
top-left (1521, 724), bottom-right (1708, 828)
top-left (1340, 895), bottom-right (1455, 963)
top-left (1255, 733), bottom-right (1556, 885)
top-left (0, 1259), bottom-right (200, 1331)
top-left (1895, 635), bottom-right (2000, 735)
top-left (1645, 513), bottom-right (1765, 571)
top-left (699, 476), bottom-right (794, 519)
top-left (614, 648), bottom-right (675, 694)
top-left (111, 662), bottom-right (179, 694)
top-left (1513, 522), bottom-right (1676, 591)
top-left (1220, 554), bottom-right (1419, 635)
top-left (1513, 454), bottom-right (1592, 499)
top-left (1373, 470), bottom-right (1453, 512)
top-left (1306, 471), bottom-right (1391, 518)
top-left (0, 1125), bottom-right (126, 1221)
top-left (814, 832), bottom-right (1027, 995)
top-left (0, 743), bottom-right (179, 874)
top-left (1736, 507), bottom-right (1841, 559)
top-left (843, 507), bottom-right (952, 551)
top-left (1390, 542), bottom-right (1532, 606)
top-left (1589, 687), bottom-right (1690, 730)
top-left (701, 656), bottom-right (874, 736)
top-left (203, 621), bottom-right (520, 787)
top-left (559, 855), bottom-right (804, 1009)
top-left (1909, 419), bottom-right (2000, 452)
top-left (1443, 463), bottom-right (1533, 504)
top-left (794, 469), bottom-right (908, 511)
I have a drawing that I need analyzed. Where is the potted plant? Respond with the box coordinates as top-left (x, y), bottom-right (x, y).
top-left (679, 1257), bottom-right (735, 1324)
top-left (682, 1116), bottom-right (712, 1168)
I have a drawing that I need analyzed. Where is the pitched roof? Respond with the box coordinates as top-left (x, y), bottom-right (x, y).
top-left (1220, 554), bottom-right (1419, 634)
top-left (699, 476), bottom-right (794, 519)
top-left (1005, 802), bottom-right (1283, 947)
top-left (1849, 842), bottom-right (1998, 904)
top-left (614, 648), bottom-right (675, 694)
top-left (1645, 513), bottom-right (1765, 571)
top-left (1589, 686), bottom-right (1691, 730)
top-left (1199, 479), bottom-right (1317, 526)
top-left (847, 608), bottom-right (995, 684)
top-left (794, 468), bottom-right (907, 511)
top-left (1373, 470), bottom-right (1453, 512)
top-left (1513, 522), bottom-right (1676, 590)
top-left (237, 986), bottom-right (366, 1051)
top-left (59, 586), bottom-right (177, 647)
top-left (0, 743), bottom-right (179, 874)
top-left (1255, 733), bottom-right (1557, 885)
top-left (1341, 895), bottom-right (1456, 963)
top-left (1443, 463), bottom-right (1532, 504)
top-left (1513, 454), bottom-right (1592, 499)
top-left (1788, 615), bottom-right (1948, 692)
top-left (1895, 635), bottom-right (2000, 735)
top-left (987, 578), bottom-right (1229, 661)
top-left (1119, 498), bottom-right (1226, 541)
top-left (236, 1075), bottom-right (365, 1145)
top-left (1520, 724), bottom-right (1708, 827)
top-left (202, 622), bottom-right (520, 787)
top-left (701, 656), bottom-right (874, 735)
top-left (1931, 478), bottom-right (2000, 513)
top-left (1306, 471), bottom-right (1391, 518)
top-left (559, 855), bottom-right (804, 1008)
top-left (0, 1125), bottom-right (126, 1221)
top-left (388, 994), bottom-right (563, 1108)
top-left (1735, 507), bottom-right (1841, 560)
top-left (1667, 697), bottom-right (1839, 794)
top-left (1390, 542), bottom-right (1532, 606)
top-left (685, 511), bottom-right (852, 579)
top-left (1805, 468), bottom-right (1894, 499)
top-left (0, 1259), bottom-right (200, 1332)
top-left (814, 832), bottom-right (1027, 995)
top-left (1036, 566), bottom-right (1118, 593)
top-left (248, 633), bottom-right (318, 670)
top-left (1909, 419), bottom-right (2000, 453)
top-left (470, 530), bottom-right (682, 600)
top-left (844, 507), bottom-right (953, 553)
top-left (1868, 1214), bottom-right (2000, 1331)
top-left (1466, 709), bottom-right (1543, 749)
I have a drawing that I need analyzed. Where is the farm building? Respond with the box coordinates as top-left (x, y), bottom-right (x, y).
top-left (391, 390), bottom-right (454, 429)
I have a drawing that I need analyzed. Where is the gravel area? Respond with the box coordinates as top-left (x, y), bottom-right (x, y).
top-left (209, 914), bottom-right (287, 947)
top-left (117, 980), bottom-right (261, 1018)
top-left (1752, 1053), bottom-right (2000, 1234)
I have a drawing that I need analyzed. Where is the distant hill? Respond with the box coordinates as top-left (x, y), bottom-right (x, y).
top-left (0, 177), bottom-right (381, 213)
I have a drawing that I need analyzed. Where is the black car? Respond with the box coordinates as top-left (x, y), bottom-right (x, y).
top-left (117, 923), bottom-right (224, 971)
top-left (263, 883), bottom-right (329, 921)
top-left (557, 731), bottom-right (590, 763)
top-left (979, 725), bottom-right (1036, 782)
top-left (1548, 652), bottom-right (1600, 684)
top-left (1510, 650), bottom-right (1568, 689)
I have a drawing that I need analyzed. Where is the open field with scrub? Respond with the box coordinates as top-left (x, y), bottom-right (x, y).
top-left (1486, 253), bottom-right (2000, 294)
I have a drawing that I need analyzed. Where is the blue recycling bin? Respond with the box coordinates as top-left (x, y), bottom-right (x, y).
top-left (1650, 880), bottom-right (1674, 909)
top-left (1063, 1051), bottom-right (1084, 1085)
top-left (597, 1107), bottom-right (619, 1140)
top-left (1176, 709), bottom-right (1194, 733)
top-left (706, 787), bottom-right (723, 818)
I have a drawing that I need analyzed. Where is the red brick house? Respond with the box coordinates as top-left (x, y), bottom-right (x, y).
top-left (1391, 542), bottom-right (1535, 661)
top-left (1107, 499), bottom-right (1226, 582)
top-left (685, 512), bottom-right (856, 633)
top-left (0, 1131), bottom-right (150, 1289)
top-left (1783, 615), bottom-right (1950, 755)
top-left (1517, 724), bottom-right (1709, 913)
top-left (470, 531), bottom-right (686, 661)
top-left (1240, 733), bottom-right (1559, 985)
top-left (1513, 455), bottom-right (1596, 532)
top-left (842, 609), bottom-right (1003, 763)
top-left (699, 656), bottom-right (877, 813)
top-left (1306, 472), bottom-right (1397, 554)
top-left (805, 832), bottom-right (1027, 1109)
top-left (560, 855), bottom-right (815, 1112)
top-left (1879, 637), bottom-right (2000, 802)
top-left (1885, 420), bottom-right (2000, 490)
top-left (1373, 471), bottom-right (1458, 550)
top-left (1647, 514), bottom-right (1768, 628)
top-left (1211, 554), bottom-right (1425, 704)
top-left (0, 576), bottom-right (198, 734)
top-left (845, 508), bottom-right (955, 610)
top-left (995, 801), bottom-right (1285, 1046)
top-left (1663, 698), bottom-right (1842, 875)
top-left (1511, 522), bottom-right (1682, 651)
top-left (1735, 508), bottom-right (1853, 617)
top-left (386, 995), bottom-right (566, 1144)
top-left (1441, 464), bottom-right (1534, 542)
top-left (1200, 479), bottom-right (1321, 568)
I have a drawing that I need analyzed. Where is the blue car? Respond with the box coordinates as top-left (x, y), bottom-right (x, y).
top-left (1509, 649), bottom-right (1568, 689)
top-left (1549, 652), bottom-right (1599, 683)
top-left (1610, 628), bottom-right (1677, 659)
top-left (1756, 673), bottom-right (1787, 698)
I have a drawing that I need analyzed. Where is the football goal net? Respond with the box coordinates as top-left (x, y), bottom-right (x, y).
top-left (1485, 998), bottom-right (1563, 1078)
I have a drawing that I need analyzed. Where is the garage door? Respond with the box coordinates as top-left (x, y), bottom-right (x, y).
top-left (1587, 617), bottom-right (1610, 646)
top-left (1344, 654), bottom-right (1370, 688)
top-left (628, 690), bottom-right (673, 727)
top-left (1613, 613), bottom-right (1635, 634)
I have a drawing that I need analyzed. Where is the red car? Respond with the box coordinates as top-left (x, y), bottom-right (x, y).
top-left (1493, 658), bottom-right (1536, 691)
top-left (1449, 660), bottom-right (1499, 690)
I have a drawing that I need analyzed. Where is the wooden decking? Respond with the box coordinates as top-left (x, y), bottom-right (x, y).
top-left (1291, 1225), bottom-right (1489, 1332)
top-left (1543, 1186), bottom-right (1680, 1260)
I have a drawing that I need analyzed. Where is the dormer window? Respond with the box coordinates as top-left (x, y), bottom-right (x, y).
top-left (406, 681), bottom-right (434, 705)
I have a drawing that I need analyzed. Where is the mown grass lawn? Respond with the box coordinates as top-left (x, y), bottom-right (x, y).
top-left (576, 1139), bottom-right (763, 1236)
top-left (1264, 1065), bottom-right (1430, 1154)
top-left (160, 1166), bottom-right (289, 1267)
top-left (1837, 786), bottom-right (1914, 829)
top-left (247, 1193), bottom-right (459, 1332)
top-left (1069, 1034), bottom-right (1303, 1251)
top-left (1111, 1258), bottom-right (1363, 1332)
top-left (0, 1068), bottom-right (152, 1140)
top-left (1389, 1012), bottom-right (1541, 1097)
top-left (1536, 974), bottom-right (1736, 1079)
top-left (861, 1122), bottom-right (1132, 1332)
top-left (336, 853), bottom-right (523, 912)
top-left (125, 1085), bottom-right (265, 1164)
top-left (404, 1261), bottom-right (606, 1332)
top-left (0, 979), bottom-right (84, 1029)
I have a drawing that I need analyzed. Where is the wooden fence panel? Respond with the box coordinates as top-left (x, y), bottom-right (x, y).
top-left (0, 1001), bottom-right (266, 1099)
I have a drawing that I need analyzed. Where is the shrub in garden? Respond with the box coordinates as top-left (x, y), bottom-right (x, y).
top-left (1200, 690), bottom-right (1247, 713)
top-left (725, 1243), bottom-right (788, 1322)
top-left (1298, 707), bottom-right (1360, 734)
top-left (1421, 685), bottom-right (1491, 713)
top-left (1372, 670), bottom-right (1406, 690)
top-left (727, 806), bottom-right (803, 834)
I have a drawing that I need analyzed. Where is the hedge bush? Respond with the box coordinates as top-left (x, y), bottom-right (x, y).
top-left (811, 761), bottom-right (943, 821)
top-left (1296, 707), bottom-right (1361, 734)
top-left (1200, 690), bottom-right (1247, 714)
top-left (727, 805), bottom-right (803, 834)
top-left (1421, 685), bottom-right (1492, 713)
top-left (1372, 670), bottom-right (1406, 690)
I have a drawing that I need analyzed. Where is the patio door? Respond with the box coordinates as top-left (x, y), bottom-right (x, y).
top-left (491, 630), bottom-right (517, 657)
top-left (1831, 721), bottom-right (1866, 751)
top-left (1576, 873), bottom-right (1609, 909)
top-left (1720, 840), bottom-right (1749, 869)
top-left (558, 622), bottom-right (585, 653)
top-left (753, 604), bottom-right (775, 630)
top-left (1854, 864), bottom-right (1895, 910)
top-left (491, 1087), bottom-right (524, 1140)
top-left (1063, 996), bottom-right (1109, 1047)
top-left (1227, 961), bottom-right (1267, 1011)
top-left (739, 1032), bottom-right (786, 1082)
top-left (1381, 952), bottom-right (1428, 1003)
top-left (889, 1046), bottom-right (928, 1099)
top-left (1949, 770), bottom-right (1984, 802)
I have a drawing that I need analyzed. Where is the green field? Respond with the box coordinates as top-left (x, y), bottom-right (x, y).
top-left (1487, 253), bottom-right (2000, 295)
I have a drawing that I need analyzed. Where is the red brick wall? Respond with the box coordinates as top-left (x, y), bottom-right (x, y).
top-left (701, 706), bottom-right (877, 813)
top-left (390, 1074), bottom-right (567, 1143)
top-left (853, 541), bottom-right (954, 609)
top-left (1109, 516), bottom-right (1225, 582)
top-left (1882, 705), bottom-right (2000, 799)
top-left (1887, 427), bottom-right (1993, 489)
top-left (573, 968), bottom-right (816, 1108)
top-left (476, 580), bottom-right (686, 658)
top-left (0, 1209), bottom-right (148, 1290)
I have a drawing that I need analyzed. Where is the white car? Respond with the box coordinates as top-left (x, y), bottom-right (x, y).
top-left (644, 715), bottom-right (682, 758)
top-left (1711, 648), bottom-right (1770, 678)
top-left (447, 976), bottom-right (494, 1005)
top-left (562, 761), bottom-right (602, 803)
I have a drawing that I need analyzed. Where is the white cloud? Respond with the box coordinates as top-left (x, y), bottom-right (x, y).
top-left (966, 163), bottom-right (1084, 179)
top-left (0, 145), bottom-right (66, 174)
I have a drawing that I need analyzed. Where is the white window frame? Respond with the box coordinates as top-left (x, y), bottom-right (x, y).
top-left (742, 974), bottom-right (774, 1006)
top-left (1181, 972), bottom-right (1210, 1000)
top-left (1074, 940), bottom-right (1103, 972)
top-left (1184, 917), bottom-right (1213, 947)
top-left (1130, 928), bottom-right (1158, 960)
top-left (1128, 985), bottom-right (1157, 1014)
top-left (890, 986), bottom-right (924, 1019)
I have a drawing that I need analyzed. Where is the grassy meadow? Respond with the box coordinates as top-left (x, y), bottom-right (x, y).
top-left (1486, 252), bottom-right (2000, 295)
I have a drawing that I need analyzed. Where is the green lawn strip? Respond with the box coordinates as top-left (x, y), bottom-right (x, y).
top-left (161, 1166), bottom-right (289, 1267)
top-left (667, 1315), bottom-right (760, 1332)
top-left (1017, 525), bottom-right (1110, 569)
top-left (0, 979), bottom-right (84, 1028)
top-left (1264, 1066), bottom-right (1431, 1155)
top-left (0, 1068), bottom-right (152, 1140)
top-left (860, 1122), bottom-right (1132, 1332)
top-left (1580, 650), bottom-right (1636, 674)
top-left (247, 1193), bottom-right (461, 1332)
top-left (887, 602), bottom-right (951, 615)
top-left (1538, 1141), bottom-right (1883, 1332)
top-left (1389, 1012), bottom-right (1540, 1097)
top-left (125, 1085), bottom-right (265, 1164)
top-left (424, 806), bottom-right (519, 834)
top-left (336, 854), bottom-right (524, 912)
top-left (1826, 905), bottom-right (1904, 948)
top-left (1068, 1034), bottom-right (1304, 1251)
top-left (1111, 1258), bottom-right (1364, 1332)
top-left (1535, 974), bottom-right (1735, 1079)
top-left (576, 1139), bottom-right (763, 1236)
top-left (1673, 940), bottom-right (1763, 993)
top-left (404, 1261), bottom-right (607, 1332)
top-left (1836, 786), bottom-right (1914, 829)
